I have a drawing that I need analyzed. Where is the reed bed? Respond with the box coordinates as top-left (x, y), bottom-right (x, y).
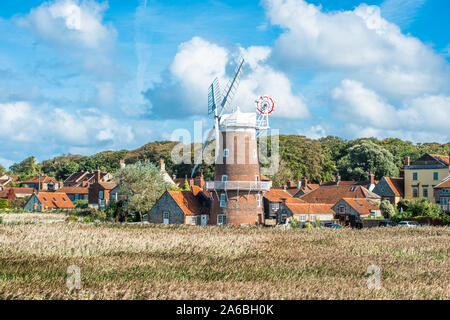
top-left (0, 213), bottom-right (448, 300)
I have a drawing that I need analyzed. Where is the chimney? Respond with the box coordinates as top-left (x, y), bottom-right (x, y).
top-left (297, 178), bottom-right (302, 189)
top-left (283, 184), bottom-right (287, 191)
top-left (160, 159), bottom-right (166, 173)
top-left (336, 173), bottom-right (341, 185)
top-left (405, 156), bottom-right (410, 167)
top-left (96, 170), bottom-right (101, 183)
top-left (119, 160), bottom-right (125, 169)
top-left (369, 171), bottom-right (375, 185)
top-left (302, 176), bottom-right (308, 188)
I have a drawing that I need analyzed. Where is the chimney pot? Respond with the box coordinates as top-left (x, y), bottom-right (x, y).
top-left (160, 159), bottom-right (166, 172)
top-left (96, 170), bottom-right (101, 183)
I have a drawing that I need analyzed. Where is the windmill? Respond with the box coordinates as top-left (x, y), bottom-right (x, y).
top-left (191, 57), bottom-right (245, 178)
top-left (191, 58), bottom-right (275, 226)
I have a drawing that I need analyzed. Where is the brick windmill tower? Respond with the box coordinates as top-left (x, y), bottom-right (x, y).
top-left (191, 58), bottom-right (274, 226)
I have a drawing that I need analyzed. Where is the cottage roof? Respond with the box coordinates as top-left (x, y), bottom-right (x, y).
top-left (10, 187), bottom-right (35, 195)
top-left (299, 185), bottom-right (380, 204)
top-left (167, 190), bottom-right (203, 216)
top-left (35, 192), bottom-right (75, 209)
top-left (384, 177), bottom-right (404, 197)
top-left (286, 203), bottom-right (333, 214)
top-left (97, 182), bottom-right (118, 190)
top-left (58, 186), bottom-right (89, 194)
top-left (264, 189), bottom-right (292, 202)
top-left (430, 154), bottom-right (450, 166)
top-left (339, 198), bottom-right (379, 216)
top-left (21, 176), bottom-right (57, 184)
top-left (434, 175), bottom-right (450, 189)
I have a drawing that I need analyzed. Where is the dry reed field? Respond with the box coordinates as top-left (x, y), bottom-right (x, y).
top-left (0, 213), bottom-right (449, 300)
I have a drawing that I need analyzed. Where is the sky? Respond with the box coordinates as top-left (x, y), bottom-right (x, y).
top-left (0, 0), bottom-right (449, 169)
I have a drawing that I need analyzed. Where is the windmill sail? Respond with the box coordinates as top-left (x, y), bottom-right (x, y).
top-left (191, 57), bottom-right (245, 178)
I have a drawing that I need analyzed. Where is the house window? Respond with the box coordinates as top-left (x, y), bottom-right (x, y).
top-left (339, 206), bottom-right (345, 213)
top-left (220, 194), bottom-right (226, 207)
top-left (163, 212), bottom-right (169, 224)
top-left (52, 197), bottom-right (56, 202)
top-left (256, 194), bottom-right (261, 207)
top-left (300, 215), bottom-right (306, 222)
top-left (84, 195), bottom-right (88, 200)
top-left (272, 203), bottom-right (279, 211)
top-left (99, 191), bottom-right (104, 199)
top-left (222, 175), bottom-right (228, 182)
top-left (413, 172), bottom-right (418, 180)
top-left (217, 215), bottom-right (227, 225)
top-left (413, 188), bottom-right (418, 197)
top-left (433, 172), bottom-right (438, 180)
top-left (62, 197), bottom-right (66, 202)
top-left (423, 188), bottom-right (428, 197)
top-left (350, 186), bottom-right (356, 192)
top-left (223, 149), bottom-right (229, 158)
top-left (75, 194), bottom-right (79, 201)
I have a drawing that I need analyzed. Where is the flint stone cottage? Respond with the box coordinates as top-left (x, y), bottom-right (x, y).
top-left (148, 190), bottom-right (210, 225)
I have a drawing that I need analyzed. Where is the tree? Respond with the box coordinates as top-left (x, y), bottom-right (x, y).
top-left (408, 198), bottom-right (442, 218)
top-left (271, 160), bottom-right (293, 187)
top-left (337, 140), bottom-right (398, 181)
top-left (115, 161), bottom-right (174, 222)
top-left (0, 164), bottom-right (5, 175)
top-left (9, 156), bottom-right (38, 180)
top-left (380, 200), bottom-right (395, 219)
top-left (183, 179), bottom-right (190, 191)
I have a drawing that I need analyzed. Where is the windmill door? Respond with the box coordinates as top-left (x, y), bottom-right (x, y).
top-left (201, 214), bottom-right (207, 226)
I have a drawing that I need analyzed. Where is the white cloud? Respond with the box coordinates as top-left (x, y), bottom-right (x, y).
top-left (146, 37), bottom-right (310, 119)
top-left (18, 0), bottom-right (116, 49)
top-left (96, 82), bottom-right (115, 107)
top-left (0, 101), bottom-right (134, 146)
top-left (297, 125), bottom-right (327, 140)
top-left (263, 0), bottom-right (449, 98)
top-left (332, 79), bottom-right (450, 141)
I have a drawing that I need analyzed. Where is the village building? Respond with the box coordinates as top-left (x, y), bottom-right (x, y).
top-left (0, 174), bottom-right (13, 190)
top-left (373, 177), bottom-right (404, 205)
top-left (109, 184), bottom-right (126, 202)
top-left (403, 154), bottom-right (450, 203)
top-left (263, 189), bottom-right (293, 223)
top-left (88, 170), bottom-right (117, 209)
top-left (433, 175), bottom-right (450, 213)
top-left (20, 175), bottom-right (61, 191)
top-left (299, 184), bottom-right (381, 204)
top-left (279, 177), bottom-right (320, 198)
top-left (57, 186), bottom-right (89, 202)
top-left (63, 170), bottom-right (113, 187)
top-left (0, 187), bottom-right (35, 199)
top-left (332, 198), bottom-right (381, 228)
top-left (24, 192), bottom-right (75, 211)
top-left (321, 172), bottom-right (377, 192)
top-left (148, 190), bottom-right (210, 225)
top-left (280, 200), bottom-right (335, 226)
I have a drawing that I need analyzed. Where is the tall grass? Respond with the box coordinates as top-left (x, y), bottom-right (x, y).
top-left (0, 214), bottom-right (448, 300)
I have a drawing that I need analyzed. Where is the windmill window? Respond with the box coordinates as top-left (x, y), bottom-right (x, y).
top-left (220, 194), bottom-right (226, 207)
top-left (217, 214), bottom-right (227, 225)
top-left (256, 194), bottom-right (261, 207)
top-left (223, 149), bottom-right (229, 158)
top-left (253, 149), bottom-right (257, 158)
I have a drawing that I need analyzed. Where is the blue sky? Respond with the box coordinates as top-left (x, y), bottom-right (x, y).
top-left (0, 0), bottom-right (449, 169)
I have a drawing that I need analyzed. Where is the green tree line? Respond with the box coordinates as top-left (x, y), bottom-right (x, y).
top-left (6, 136), bottom-right (450, 185)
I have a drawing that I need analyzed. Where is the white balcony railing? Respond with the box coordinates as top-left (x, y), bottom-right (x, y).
top-left (206, 181), bottom-right (272, 192)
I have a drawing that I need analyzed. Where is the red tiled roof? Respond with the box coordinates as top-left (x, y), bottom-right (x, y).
top-left (168, 191), bottom-right (203, 216)
top-left (21, 176), bottom-right (56, 184)
top-left (58, 186), bottom-right (89, 194)
top-left (264, 189), bottom-right (292, 202)
top-left (11, 187), bottom-right (35, 195)
top-left (285, 197), bottom-right (305, 204)
top-left (35, 192), bottom-right (75, 209)
top-left (434, 175), bottom-right (450, 189)
top-left (299, 185), bottom-right (380, 204)
top-left (430, 155), bottom-right (450, 166)
top-left (340, 198), bottom-right (380, 216)
top-left (260, 174), bottom-right (272, 181)
top-left (384, 177), bottom-right (404, 197)
top-left (64, 171), bottom-right (89, 184)
top-left (287, 203), bottom-right (334, 214)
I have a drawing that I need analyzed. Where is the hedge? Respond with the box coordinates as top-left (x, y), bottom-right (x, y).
top-left (0, 199), bottom-right (8, 209)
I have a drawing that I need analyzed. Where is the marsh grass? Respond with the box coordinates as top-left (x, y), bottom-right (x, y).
top-left (0, 213), bottom-right (448, 299)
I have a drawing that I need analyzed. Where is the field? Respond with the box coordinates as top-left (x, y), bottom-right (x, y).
top-left (0, 213), bottom-right (449, 300)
